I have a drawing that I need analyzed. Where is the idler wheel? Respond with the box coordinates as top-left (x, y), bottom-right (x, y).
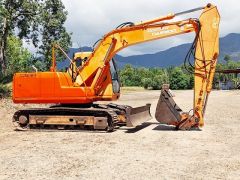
top-left (18, 115), bottom-right (28, 125)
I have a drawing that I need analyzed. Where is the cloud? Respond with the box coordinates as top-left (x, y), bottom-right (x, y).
top-left (62, 0), bottom-right (239, 56)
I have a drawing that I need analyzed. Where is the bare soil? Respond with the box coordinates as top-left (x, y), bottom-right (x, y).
top-left (0, 90), bottom-right (240, 180)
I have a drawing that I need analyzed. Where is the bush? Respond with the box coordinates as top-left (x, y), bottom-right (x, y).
top-left (0, 84), bottom-right (11, 98)
top-left (169, 67), bottom-right (190, 90)
top-left (151, 74), bottom-right (169, 90)
top-left (142, 78), bottom-right (152, 89)
top-left (0, 72), bottom-right (13, 84)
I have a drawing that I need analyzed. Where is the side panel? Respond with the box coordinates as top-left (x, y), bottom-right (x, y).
top-left (13, 72), bottom-right (95, 104)
top-left (13, 73), bottom-right (40, 99)
top-left (40, 72), bottom-right (55, 97)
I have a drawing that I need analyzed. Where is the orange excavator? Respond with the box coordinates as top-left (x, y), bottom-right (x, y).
top-left (12, 4), bottom-right (220, 131)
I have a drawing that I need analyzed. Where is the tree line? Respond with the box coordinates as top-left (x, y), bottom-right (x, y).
top-left (119, 56), bottom-right (240, 90)
top-left (119, 64), bottom-right (193, 90)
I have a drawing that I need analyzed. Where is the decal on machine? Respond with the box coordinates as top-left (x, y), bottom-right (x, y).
top-left (147, 27), bottom-right (177, 36)
top-left (19, 73), bottom-right (36, 78)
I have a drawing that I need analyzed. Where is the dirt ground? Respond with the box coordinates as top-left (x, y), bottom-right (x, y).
top-left (0, 90), bottom-right (240, 180)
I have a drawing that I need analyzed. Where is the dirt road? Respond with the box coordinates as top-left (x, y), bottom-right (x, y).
top-left (0, 90), bottom-right (239, 179)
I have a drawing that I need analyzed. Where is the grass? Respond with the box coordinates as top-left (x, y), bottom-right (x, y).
top-left (120, 86), bottom-right (147, 92)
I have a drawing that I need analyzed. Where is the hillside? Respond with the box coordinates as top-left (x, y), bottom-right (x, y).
top-left (58, 33), bottom-right (240, 69)
top-left (116, 33), bottom-right (240, 68)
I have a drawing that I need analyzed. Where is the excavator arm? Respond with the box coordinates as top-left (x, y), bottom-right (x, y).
top-left (193, 5), bottom-right (220, 127)
top-left (153, 5), bottom-right (219, 130)
top-left (156, 5), bottom-right (220, 130)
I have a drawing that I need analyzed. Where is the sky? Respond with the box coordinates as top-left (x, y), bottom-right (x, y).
top-left (37, 0), bottom-right (240, 56)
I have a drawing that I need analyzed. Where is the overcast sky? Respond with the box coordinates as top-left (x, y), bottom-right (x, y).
top-left (60, 0), bottom-right (239, 56)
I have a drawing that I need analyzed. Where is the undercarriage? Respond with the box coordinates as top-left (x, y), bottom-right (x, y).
top-left (12, 103), bottom-right (152, 132)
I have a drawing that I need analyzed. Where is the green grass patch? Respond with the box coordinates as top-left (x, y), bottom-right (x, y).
top-left (120, 86), bottom-right (146, 92)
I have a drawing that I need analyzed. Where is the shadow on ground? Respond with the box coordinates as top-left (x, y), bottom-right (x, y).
top-left (123, 122), bottom-right (152, 133)
top-left (152, 124), bottom-right (177, 131)
top-left (121, 122), bottom-right (202, 133)
top-left (120, 122), bottom-right (178, 133)
top-left (153, 124), bottom-right (202, 131)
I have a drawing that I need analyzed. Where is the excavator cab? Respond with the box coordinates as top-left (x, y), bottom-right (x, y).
top-left (73, 52), bottom-right (92, 67)
top-left (109, 59), bottom-right (120, 93)
top-left (68, 51), bottom-right (121, 94)
top-left (67, 52), bottom-right (92, 81)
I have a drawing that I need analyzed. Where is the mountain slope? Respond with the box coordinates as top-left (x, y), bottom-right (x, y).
top-left (116, 33), bottom-right (240, 68)
top-left (219, 33), bottom-right (240, 60)
top-left (59, 33), bottom-right (240, 69)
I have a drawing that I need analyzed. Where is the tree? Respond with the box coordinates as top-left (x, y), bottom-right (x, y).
top-left (169, 67), bottom-right (190, 89)
top-left (5, 35), bottom-right (32, 76)
top-left (151, 74), bottom-right (169, 90)
top-left (142, 78), bottom-right (152, 89)
top-left (0, 0), bottom-right (39, 75)
top-left (0, 0), bottom-right (71, 75)
top-left (38, 0), bottom-right (71, 69)
top-left (120, 64), bottom-right (134, 86)
top-left (224, 55), bottom-right (231, 64)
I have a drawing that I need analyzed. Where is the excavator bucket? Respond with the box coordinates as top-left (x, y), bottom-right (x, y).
top-left (155, 84), bottom-right (183, 126)
top-left (126, 104), bottom-right (152, 127)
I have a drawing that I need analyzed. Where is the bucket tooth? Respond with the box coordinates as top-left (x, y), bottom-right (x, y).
top-left (126, 104), bottom-right (152, 127)
top-left (155, 84), bottom-right (182, 125)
